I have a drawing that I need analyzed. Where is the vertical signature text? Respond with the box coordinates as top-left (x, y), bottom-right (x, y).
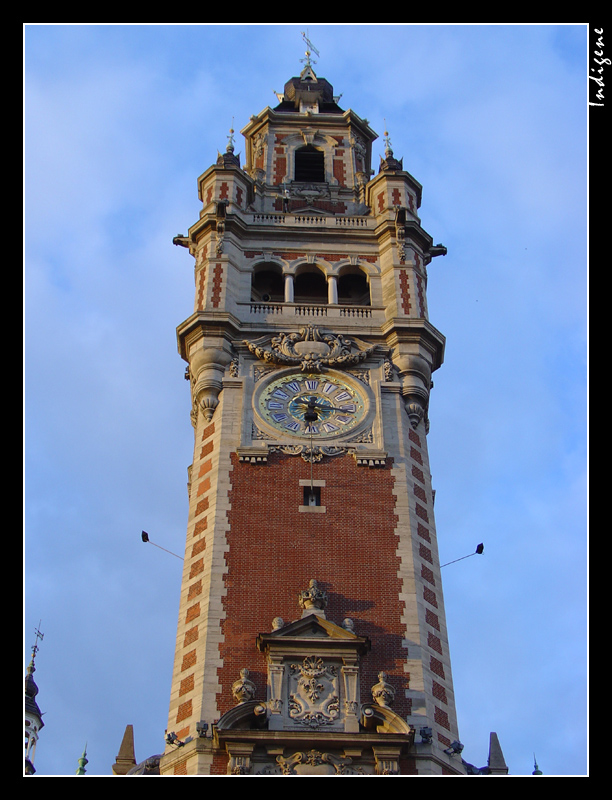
top-left (590, 28), bottom-right (607, 107)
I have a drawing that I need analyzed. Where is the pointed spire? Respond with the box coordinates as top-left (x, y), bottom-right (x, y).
top-left (532, 754), bottom-right (543, 775)
top-left (76, 744), bottom-right (88, 775)
top-left (487, 732), bottom-right (509, 775)
top-left (25, 623), bottom-right (45, 775)
top-left (112, 724), bottom-right (137, 775)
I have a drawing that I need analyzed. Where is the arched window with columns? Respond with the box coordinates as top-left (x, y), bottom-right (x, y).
top-left (293, 265), bottom-right (328, 304)
top-left (337, 266), bottom-right (371, 306)
top-left (251, 264), bottom-right (284, 302)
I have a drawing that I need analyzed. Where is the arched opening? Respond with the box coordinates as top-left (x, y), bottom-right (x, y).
top-left (293, 268), bottom-right (328, 304)
top-left (251, 267), bottom-right (284, 302)
top-left (294, 145), bottom-right (325, 183)
top-left (338, 269), bottom-right (371, 305)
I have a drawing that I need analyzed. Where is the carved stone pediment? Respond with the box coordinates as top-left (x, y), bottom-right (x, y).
top-left (243, 325), bottom-right (380, 373)
top-left (256, 613), bottom-right (371, 733)
top-left (258, 613), bottom-right (370, 645)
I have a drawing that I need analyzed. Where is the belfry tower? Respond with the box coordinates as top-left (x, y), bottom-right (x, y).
top-left (160, 55), bottom-right (466, 776)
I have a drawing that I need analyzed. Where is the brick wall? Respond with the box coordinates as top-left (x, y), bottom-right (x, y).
top-left (217, 451), bottom-right (411, 717)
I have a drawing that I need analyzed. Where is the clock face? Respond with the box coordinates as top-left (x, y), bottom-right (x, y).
top-left (257, 372), bottom-right (368, 439)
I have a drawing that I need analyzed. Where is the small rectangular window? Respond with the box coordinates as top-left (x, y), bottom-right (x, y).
top-left (298, 479), bottom-right (326, 513)
top-left (303, 485), bottom-right (321, 506)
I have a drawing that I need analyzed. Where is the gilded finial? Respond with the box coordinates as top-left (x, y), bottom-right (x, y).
top-left (226, 119), bottom-right (235, 153)
top-left (383, 120), bottom-right (393, 157)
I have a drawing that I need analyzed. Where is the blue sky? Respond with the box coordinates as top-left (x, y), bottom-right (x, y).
top-left (24, 24), bottom-right (588, 776)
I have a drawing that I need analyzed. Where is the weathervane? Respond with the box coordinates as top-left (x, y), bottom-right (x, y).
top-left (31, 622), bottom-right (44, 661)
top-left (301, 30), bottom-right (320, 69)
top-left (227, 118), bottom-right (235, 153)
top-left (383, 119), bottom-right (393, 158)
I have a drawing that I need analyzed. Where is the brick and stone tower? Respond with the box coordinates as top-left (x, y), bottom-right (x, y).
top-left (160, 55), bottom-right (465, 776)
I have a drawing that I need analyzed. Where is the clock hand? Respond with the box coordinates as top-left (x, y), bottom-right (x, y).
top-left (294, 398), bottom-right (356, 413)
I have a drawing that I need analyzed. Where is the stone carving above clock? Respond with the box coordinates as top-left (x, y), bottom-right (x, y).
top-left (243, 324), bottom-right (380, 373)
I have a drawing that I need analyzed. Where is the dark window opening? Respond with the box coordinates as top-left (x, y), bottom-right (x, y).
top-left (294, 145), bottom-right (325, 183)
top-left (294, 270), bottom-right (327, 304)
top-left (338, 272), bottom-right (371, 306)
top-left (251, 269), bottom-right (284, 302)
top-left (303, 485), bottom-right (321, 507)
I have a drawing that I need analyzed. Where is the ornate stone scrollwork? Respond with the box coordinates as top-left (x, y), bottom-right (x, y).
top-left (394, 353), bottom-right (432, 430)
top-left (288, 656), bottom-right (339, 728)
top-left (384, 358), bottom-right (396, 381)
top-left (243, 324), bottom-right (379, 373)
top-left (188, 345), bottom-right (232, 422)
top-left (269, 444), bottom-right (346, 463)
top-left (404, 396), bottom-right (425, 429)
top-left (289, 183), bottom-right (332, 205)
top-left (275, 749), bottom-right (365, 775)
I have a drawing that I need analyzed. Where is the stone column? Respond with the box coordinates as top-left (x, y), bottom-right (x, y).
top-left (284, 273), bottom-right (294, 303)
top-left (328, 274), bottom-right (338, 304)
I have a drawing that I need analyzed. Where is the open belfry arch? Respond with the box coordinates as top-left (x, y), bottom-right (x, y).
top-left (115, 42), bottom-right (508, 777)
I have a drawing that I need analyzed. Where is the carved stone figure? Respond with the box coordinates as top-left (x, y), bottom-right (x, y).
top-left (298, 579), bottom-right (328, 614)
top-left (231, 668), bottom-right (257, 704)
top-left (371, 671), bottom-right (396, 708)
